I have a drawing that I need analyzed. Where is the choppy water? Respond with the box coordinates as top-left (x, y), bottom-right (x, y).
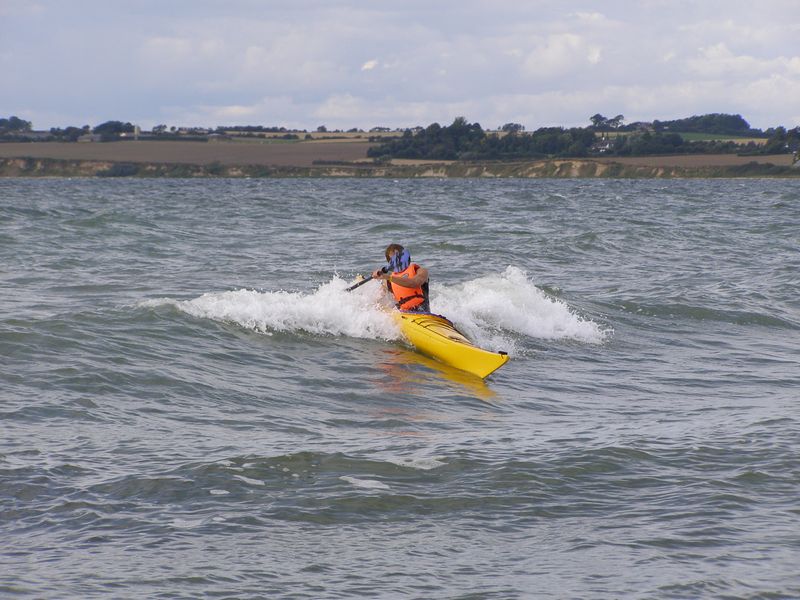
top-left (1, 177), bottom-right (799, 599)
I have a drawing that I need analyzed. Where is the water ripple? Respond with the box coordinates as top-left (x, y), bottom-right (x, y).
top-left (2, 178), bottom-right (799, 599)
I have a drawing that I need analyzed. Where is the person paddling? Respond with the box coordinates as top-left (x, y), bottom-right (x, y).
top-left (371, 244), bottom-right (430, 313)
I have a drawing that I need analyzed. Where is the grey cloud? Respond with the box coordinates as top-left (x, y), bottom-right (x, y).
top-left (1, 0), bottom-right (798, 129)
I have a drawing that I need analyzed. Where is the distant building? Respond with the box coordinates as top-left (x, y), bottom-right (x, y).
top-left (591, 135), bottom-right (615, 153)
top-left (629, 122), bottom-right (655, 132)
top-left (177, 127), bottom-right (212, 136)
top-left (14, 131), bottom-right (52, 141)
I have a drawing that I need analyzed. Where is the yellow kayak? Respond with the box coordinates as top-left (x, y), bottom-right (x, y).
top-left (393, 311), bottom-right (509, 379)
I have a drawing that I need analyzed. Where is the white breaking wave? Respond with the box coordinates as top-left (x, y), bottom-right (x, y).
top-left (141, 266), bottom-right (609, 354)
top-left (383, 456), bottom-right (447, 471)
top-left (431, 266), bottom-right (609, 349)
top-left (142, 277), bottom-right (400, 340)
top-left (340, 476), bottom-right (391, 490)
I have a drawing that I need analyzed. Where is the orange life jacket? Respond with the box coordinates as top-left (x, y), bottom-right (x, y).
top-left (387, 263), bottom-right (428, 311)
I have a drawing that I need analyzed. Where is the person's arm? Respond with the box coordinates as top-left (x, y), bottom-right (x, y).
top-left (386, 265), bottom-right (428, 288)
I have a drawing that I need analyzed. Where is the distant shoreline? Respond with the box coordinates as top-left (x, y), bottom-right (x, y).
top-left (0, 140), bottom-right (797, 178)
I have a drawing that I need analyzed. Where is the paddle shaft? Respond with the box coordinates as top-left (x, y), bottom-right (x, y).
top-left (345, 266), bottom-right (390, 292)
top-left (345, 275), bottom-right (374, 292)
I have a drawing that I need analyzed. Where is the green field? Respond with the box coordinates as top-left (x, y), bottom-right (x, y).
top-left (600, 131), bottom-right (768, 144)
top-left (672, 132), bottom-right (768, 144)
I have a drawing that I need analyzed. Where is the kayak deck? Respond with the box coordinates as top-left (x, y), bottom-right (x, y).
top-left (393, 311), bottom-right (509, 379)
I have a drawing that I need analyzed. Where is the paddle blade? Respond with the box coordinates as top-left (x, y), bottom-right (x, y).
top-left (345, 274), bottom-right (373, 292)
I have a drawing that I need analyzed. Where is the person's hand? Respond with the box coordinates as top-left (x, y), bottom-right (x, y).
top-left (372, 268), bottom-right (389, 279)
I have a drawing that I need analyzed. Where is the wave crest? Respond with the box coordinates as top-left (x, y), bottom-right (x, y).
top-left (141, 266), bottom-right (610, 353)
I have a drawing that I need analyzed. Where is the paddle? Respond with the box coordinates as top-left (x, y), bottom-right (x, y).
top-left (345, 275), bottom-right (373, 292)
top-left (345, 267), bottom-right (388, 292)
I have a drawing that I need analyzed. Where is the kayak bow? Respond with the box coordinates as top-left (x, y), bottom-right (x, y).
top-left (393, 311), bottom-right (509, 379)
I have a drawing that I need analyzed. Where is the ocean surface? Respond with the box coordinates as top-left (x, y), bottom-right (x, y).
top-left (1, 177), bottom-right (798, 599)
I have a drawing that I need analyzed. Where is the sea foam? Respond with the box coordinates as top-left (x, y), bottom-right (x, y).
top-left (142, 266), bottom-right (608, 354)
top-left (431, 266), bottom-right (609, 349)
top-left (143, 277), bottom-right (400, 340)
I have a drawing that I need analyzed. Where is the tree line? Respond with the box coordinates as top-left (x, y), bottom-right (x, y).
top-left (3, 113), bottom-right (799, 159)
top-left (367, 117), bottom-right (597, 160)
top-left (368, 115), bottom-right (799, 161)
top-left (0, 116), bottom-right (32, 132)
top-left (588, 112), bottom-right (761, 135)
top-left (0, 117), bottom-right (136, 142)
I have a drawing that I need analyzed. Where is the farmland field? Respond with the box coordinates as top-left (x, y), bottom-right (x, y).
top-left (674, 132), bottom-right (768, 144)
top-left (0, 140), bottom-right (794, 173)
top-left (0, 140), bottom-right (375, 167)
top-left (596, 153), bottom-right (793, 168)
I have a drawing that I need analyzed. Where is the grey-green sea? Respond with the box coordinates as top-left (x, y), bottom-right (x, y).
top-left (1, 177), bottom-right (799, 599)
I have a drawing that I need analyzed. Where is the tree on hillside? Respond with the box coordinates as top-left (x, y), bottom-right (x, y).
top-left (608, 114), bottom-right (625, 129)
top-left (760, 126), bottom-right (800, 154)
top-left (367, 118), bottom-right (595, 160)
top-left (652, 113), bottom-right (755, 135)
top-left (49, 126), bottom-right (86, 142)
top-left (590, 113), bottom-right (608, 129)
top-left (0, 116), bottom-right (33, 132)
top-left (500, 122), bottom-right (525, 133)
top-left (590, 113), bottom-right (625, 130)
top-left (93, 120), bottom-right (135, 141)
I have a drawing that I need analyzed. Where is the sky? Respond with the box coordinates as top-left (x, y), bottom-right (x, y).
top-left (2, 0), bottom-right (799, 131)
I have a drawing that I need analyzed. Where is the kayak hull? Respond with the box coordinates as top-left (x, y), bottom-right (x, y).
top-left (393, 311), bottom-right (509, 379)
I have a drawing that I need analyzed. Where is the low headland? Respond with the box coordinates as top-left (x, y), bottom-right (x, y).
top-left (1, 113), bottom-right (798, 178)
top-left (0, 151), bottom-right (796, 179)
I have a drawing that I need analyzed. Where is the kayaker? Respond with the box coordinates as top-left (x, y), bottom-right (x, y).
top-left (372, 244), bottom-right (430, 313)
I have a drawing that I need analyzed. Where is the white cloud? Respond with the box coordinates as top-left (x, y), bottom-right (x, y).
top-left (738, 74), bottom-right (800, 126)
top-left (571, 11), bottom-right (608, 24)
top-left (688, 42), bottom-right (800, 82)
top-left (688, 43), bottom-right (758, 77)
top-left (361, 59), bottom-right (379, 71)
top-left (313, 93), bottom-right (364, 121)
top-left (679, 18), bottom-right (787, 48)
top-left (140, 37), bottom-right (194, 64)
top-left (138, 35), bottom-right (229, 87)
top-left (522, 34), bottom-right (602, 79)
top-left (0, 1), bottom-right (44, 17)
top-left (213, 104), bottom-right (259, 119)
top-left (232, 30), bottom-right (351, 90)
